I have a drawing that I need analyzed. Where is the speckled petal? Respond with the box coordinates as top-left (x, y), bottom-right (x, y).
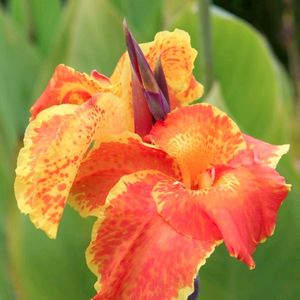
top-left (173, 76), bottom-right (203, 107)
top-left (69, 133), bottom-right (179, 217)
top-left (111, 29), bottom-right (203, 110)
top-left (30, 64), bottom-right (109, 119)
top-left (142, 29), bottom-right (204, 107)
top-left (15, 93), bottom-right (131, 238)
top-left (147, 104), bottom-right (246, 187)
top-left (153, 163), bottom-right (289, 268)
top-left (87, 171), bottom-right (220, 300)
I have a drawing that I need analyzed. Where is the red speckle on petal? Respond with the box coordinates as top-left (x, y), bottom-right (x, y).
top-left (57, 183), bottom-right (67, 191)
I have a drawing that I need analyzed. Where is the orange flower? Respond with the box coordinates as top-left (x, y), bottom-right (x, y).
top-left (15, 28), bottom-right (203, 238)
top-left (84, 104), bottom-right (289, 299)
top-left (14, 26), bottom-right (290, 300)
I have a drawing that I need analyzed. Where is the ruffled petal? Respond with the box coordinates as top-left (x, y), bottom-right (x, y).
top-left (147, 104), bottom-right (246, 187)
top-left (111, 29), bottom-right (203, 110)
top-left (205, 164), bottom-right (290, 268)
top-left (69, 133), bottom-right (179, 217)
top-left (153, 177), bottom-right (221, 240)
top-left (243, 134), bottom-right (289, 168)
top-left (30, 64), bottom-right (109, 119)
top-left (154, 163), bottom-right (289, 268)
top-left (15, 93), bottom-right (131, 238)
top-left (87, 171), bottom-right (220, 300)
top-left (169, 76), bottom-right (203, 109)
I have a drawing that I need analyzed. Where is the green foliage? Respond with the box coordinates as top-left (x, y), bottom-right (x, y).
top-left (9, 0), bottom-right (61, 53)
top-left (0, 1), bottom-right (299, 300)
top-left (8, 208), bottom-right (95, 300)
top-left (169, 6), bottom-right (293, 142)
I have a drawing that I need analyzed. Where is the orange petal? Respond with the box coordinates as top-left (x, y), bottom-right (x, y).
top-left (87, 171), bottom-right (220, 300)
top-left (147, 104), bottom-right (246, 188)
top-left (154, 163), bottom-right (289, 268)
top-left (69, 133), bottom-right (179, 217)
top-left (243, 134), bottom-right (289, 168)
top-left (202, 164), bottom-right (289, 267)
top-left (15, 93), bottom-right (131, 238)
top-left (30, 64), bottom-right (108, 119)
top-left (111, 29), bottom-right (203, 110)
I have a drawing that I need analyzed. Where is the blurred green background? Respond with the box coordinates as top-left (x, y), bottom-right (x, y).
top-left (0, 0), bottom-right (299, 299)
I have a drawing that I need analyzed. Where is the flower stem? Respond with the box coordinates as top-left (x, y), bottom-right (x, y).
top-left (198, 0), bottom-right (214, 93)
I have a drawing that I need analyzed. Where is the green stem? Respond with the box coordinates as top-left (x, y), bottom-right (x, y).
top-left (282, 0), bottom-right (300, 157)
top-left (198, 0), bottom-right (214, 93)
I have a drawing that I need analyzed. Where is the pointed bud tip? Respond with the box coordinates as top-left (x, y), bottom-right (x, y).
top-left (123, 19), bottom-right (129, 34)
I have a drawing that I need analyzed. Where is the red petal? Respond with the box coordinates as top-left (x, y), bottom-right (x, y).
top-left (70, 133), bottom-right (179, 217)
top-left (153, 163), bottom-right (289, 268)
top-left (87, 171), bottom-right (220, 300)
top-left (202, 164), bottom-right (289, 267)
top-left (153, 177), bottom-right (221, 240)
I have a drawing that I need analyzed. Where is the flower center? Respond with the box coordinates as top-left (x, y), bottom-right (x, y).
top-left (190, 168), bottom-right (215, 190)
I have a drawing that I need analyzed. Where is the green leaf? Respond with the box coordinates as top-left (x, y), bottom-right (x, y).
top-left (9, 0), bottom-right (31, 37)
top-left (202, 81), bottom-right (229, 112)
top-left (0, 6), bottom-right (42, 298)
top-left (30, 0), bottom-right (80, 98)
top-left (0, 2), bottom-right (42, 225)
top-left (8, 207), bottom-right (95, 300)
top-left (9, 0), bottom-right (62, 54)
top-left (0, 172), bottom-right (16, 300)
top-left (29, 0), bottom-right (62, 54)
top-left (66, 0), bottom-right (124, 75)
top-left (0, 5), bottom-right (42, 152)
top-left (211, 7), bottom-right (292, 142)
top-left (0, 260), bottom-right (15, 300)
top-left (110, 0), bottom-right (163, 40)
top-left (169, 4), bottom-right (293, 143)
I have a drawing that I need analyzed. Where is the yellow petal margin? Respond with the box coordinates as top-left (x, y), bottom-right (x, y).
top-left (15, 92), bottom-right (131, 238)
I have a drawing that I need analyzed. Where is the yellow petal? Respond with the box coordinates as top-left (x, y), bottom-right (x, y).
top-left (15, 93), bottom-right (132, 238)
top-left (111, 29), bottom-right (203, 111)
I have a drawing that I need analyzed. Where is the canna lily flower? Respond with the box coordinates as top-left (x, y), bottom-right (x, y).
top-left (14, 24), bottom-right (290, 300)
top-left (83, 104), bottom-right (290, 299)
top-left (15, 27), bottom-right (203, 238)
